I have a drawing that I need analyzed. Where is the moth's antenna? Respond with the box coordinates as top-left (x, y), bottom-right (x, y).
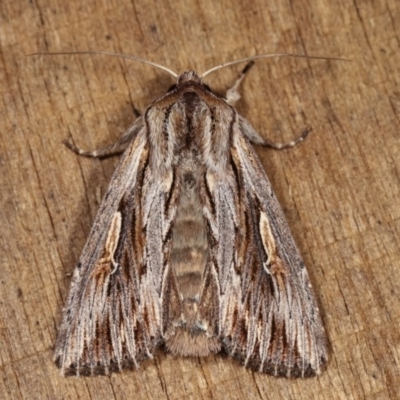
top-left (27, 51), bottom-right (179, 79)
top-left (200, 53), bottom-right (351, 78)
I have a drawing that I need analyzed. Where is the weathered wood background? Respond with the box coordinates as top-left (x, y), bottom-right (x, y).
top-left (1, 0), bottom-right (399, 399)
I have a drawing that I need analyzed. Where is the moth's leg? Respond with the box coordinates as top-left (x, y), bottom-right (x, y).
top-left (225, 61), bottom-right (255, 105)
top-left (259, 126), bottom-right (311, 149)
top-left (240, 116), bottom-right (312, 149)
top-left (63, 116), bottom-right (144, 157)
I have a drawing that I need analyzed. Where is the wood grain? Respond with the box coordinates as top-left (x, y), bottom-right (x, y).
top-left (1, 0), bottom-right (399, 398)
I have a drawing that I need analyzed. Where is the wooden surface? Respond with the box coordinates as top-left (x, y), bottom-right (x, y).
top-left (1, 0), bottom-right (399, 399)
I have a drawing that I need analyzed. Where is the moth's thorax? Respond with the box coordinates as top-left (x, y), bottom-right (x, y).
top-left (146, 71), bottom-right (234, 177)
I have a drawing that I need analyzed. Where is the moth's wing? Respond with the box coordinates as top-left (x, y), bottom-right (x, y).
top-left (208, 122), bottom-right (328, 377)
top-left (54, 127), bottom-right (176, 376)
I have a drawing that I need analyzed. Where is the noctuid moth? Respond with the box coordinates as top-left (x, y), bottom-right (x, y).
top-left (48, 52), bottom-right (333, 377)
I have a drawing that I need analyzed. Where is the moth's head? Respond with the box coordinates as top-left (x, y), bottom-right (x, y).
top-left (168, 70), bottom-right (212, 94)
top-left (177, 71), bottom-right (202, 85)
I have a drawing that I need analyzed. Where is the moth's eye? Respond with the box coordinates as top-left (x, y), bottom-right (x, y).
top-left (167, 84), bottom-right (177, 92)
top-left (203, 84), bottom-right (212, 92)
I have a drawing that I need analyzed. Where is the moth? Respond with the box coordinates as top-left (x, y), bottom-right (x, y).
top-left (52, 52), bottom-right (329, 377)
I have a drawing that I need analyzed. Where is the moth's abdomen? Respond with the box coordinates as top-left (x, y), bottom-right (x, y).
top-left (171, 174), bottom-right (207, 301)
top-left (165, 165), bottom-right (221, 356)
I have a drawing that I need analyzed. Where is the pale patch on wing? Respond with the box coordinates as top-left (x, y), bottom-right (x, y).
top-left (259, 210), bottom-right (277, 267)
top-left (259, 211), bottom-right (287, 277)
top-left (92, 212), bottom-right (122, 278)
